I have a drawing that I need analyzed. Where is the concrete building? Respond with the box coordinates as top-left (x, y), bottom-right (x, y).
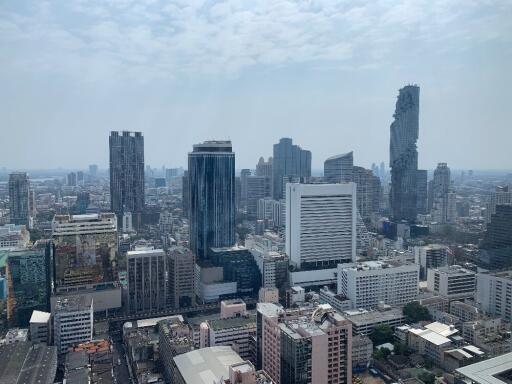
top-left (52, 212), bottom-right (118, 288)
top-left (167, 246), bottom-right (195, 309)
top-left (51, 281), bottom-right (122, 315)
top-left (406, 322), bottom-right (459, 367)
top-left (324, 152), bottom-right (353, 183)
top-left (53, 295), bottom-right (93, 354)
top-left (189, 141), bottom-right (236, 260)
top-left (272, 138), bottom-right (311, 200)
top-left (352, 335), bottom-right (373, 372)
top-left (158, 317), bottom-right (194, 384)
top-left (319, 287), bottom-right (353, 313)
top-left (250, 247), bottom-right (289, 289)
top-left (286, 183), bottom-right (357, 269)
top-left (8, 172), bottom-right (30, 227)
top-left (127, 248), bottom-right (167, 313)
top-left (257, 303), bottom-right (352, 384)
top-left (172, 346), bottom-right (244, 384)
top-left (343, 307), bottom-right (406, 335)
top-left (456, 352), bottom-right (512, 384)
top-left (338, 260), bottom-right (419, 309)
top-left (485, 185), bottom-right (512, 223)
top-left (256, 156), bottom-right (273, 178)
top-left (476, 271), bottom-right (512, 322)
top-left (0, 224), bottom-right (30, 250)
top-left (257, 198), bottom-right (284, 227)
top-left (195, 263), bottom-right (237, 303)
top-left (427, 265), bottom-right (476, 300)
top-left (29, 310), bottom-right (51, 344)
top-left (414, 244), bottom-right (449, 280)
top-left (109, 131), bottom-right (145, 228)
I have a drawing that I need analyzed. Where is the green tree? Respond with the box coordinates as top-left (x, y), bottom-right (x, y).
top-left (373, 347), bottom-right (391, 360)
top-left (418, 372), bottom-right (435, 384)
top-left (369, 325), bottom-right (394, 345)
top-left (403, 301), bottom-right (432, 324)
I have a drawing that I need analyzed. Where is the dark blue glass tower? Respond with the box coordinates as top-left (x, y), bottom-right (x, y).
top-left (188, 141), bottom-right (235, 260)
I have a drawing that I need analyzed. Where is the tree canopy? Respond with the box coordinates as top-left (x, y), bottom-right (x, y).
top-left (403, 301), bottom-right (432, 324)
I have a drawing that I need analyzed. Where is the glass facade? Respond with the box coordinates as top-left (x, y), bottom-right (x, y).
top-left (188, 141), bottom-right (236, 260)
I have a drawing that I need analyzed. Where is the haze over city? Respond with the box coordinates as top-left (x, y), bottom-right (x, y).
top-left (1, 0), bottom-right (511, 170)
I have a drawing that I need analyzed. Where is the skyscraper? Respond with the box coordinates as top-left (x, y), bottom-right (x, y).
top-left (8, 172), bottom-right (30, 227)
top-left (272, 138), bottom-right (311, 200)
top-left (188, 140), bottom-right (236, 260)
top-left (127, 248), bottom-right (167, 313)
top-left (324, 151), bottom-right (354, 183)
top-left (416, 169), bottom-right (428, 214)
top-left (109, 131), bottom-right (145, 228)
top-left (352, 166), bottom-right (381, 221)
top-left (480, 205), bottom-right (512, 270)
top-left (390, 85), bottom-right (420, 222)
top-left (286, 183), bottom-right (357, 269)
top-left (431, 163), bottom-right (454, 223)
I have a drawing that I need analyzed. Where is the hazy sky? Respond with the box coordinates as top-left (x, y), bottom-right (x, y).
top-left (1, 0), bottom-right (511, 171)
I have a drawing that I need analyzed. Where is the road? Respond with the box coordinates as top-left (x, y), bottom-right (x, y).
top-left (112, 340), bottom-right (133, 384)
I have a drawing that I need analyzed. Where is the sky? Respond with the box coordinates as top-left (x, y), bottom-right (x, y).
top-left (1, 0), bottom-right (511, 171)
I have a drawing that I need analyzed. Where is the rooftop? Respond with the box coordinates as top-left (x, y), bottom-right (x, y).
top-left (456, 351), bottom-right (512, 384)
top-left (173, 346), bottom-right (243, 384)
top-left (54, 295), bottom-right (92, 313)
top-left (208, 316), bottom-right (256, 331)
top-left (30, 310), bottom-right (51, 324)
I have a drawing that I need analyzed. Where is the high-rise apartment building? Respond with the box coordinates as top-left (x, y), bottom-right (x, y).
top-left (109, 131), bottom-right (145, 228)
top-left (338, 260), bottom-right (419, 309)
top-left (6, 248), bottom-right (52, 326)
top-left (480, 205), bottom-right (512, 270)
top-left (324, 152), bottom-right (353, 183)
top-left (286, 183), bottom-right (356, 269)
top-left (8, 172), bottom-right (30, 227)
top-left (52, 213), bottom-right (118, 288)
top-left (476, 271), bottom-right (512, 322)
top-left (167, 246), bottom-right (195, 309)
top-left (188, 141), bottom-right (236, 260)
top-left (272, 138), bottom-right (311, 200)
top-left (127, 248), bottom-right (167, 313)
top-left (53, 295), bottom-right (93, 354)
top-left (390, 85), bottom-right (420, 222)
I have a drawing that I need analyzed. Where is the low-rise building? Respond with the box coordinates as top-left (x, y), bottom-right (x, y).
top-left (456, 351), bottom-right (512, 384)
top-left (343, 306), bottom-right (406, 335)
top-left (352, 335), bottom-right (373, 372)
top-left (29, 310), bottom-right (51, 344)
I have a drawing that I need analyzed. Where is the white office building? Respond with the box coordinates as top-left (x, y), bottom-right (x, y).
top-left (427, 265), bottom-right (476, 300)
top-left (286, 183), bottom-right (356, 268)
top-left (338, 260), bottom-right (419, 309)
top-left (53, 295), bottom-right (93, 354)
top-left (29, 310), bottom-right (51, 344)
top-left (476, 271), bottom-right (512, 322)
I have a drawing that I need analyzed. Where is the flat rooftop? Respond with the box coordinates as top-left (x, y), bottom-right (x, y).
top-left (456, 352), bottom-right (512, 384)
top-left (173, 346), bottom-right (243, 384)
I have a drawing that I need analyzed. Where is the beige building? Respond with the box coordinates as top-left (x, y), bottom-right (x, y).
top-left (167, 246), bottom-right (195, 308)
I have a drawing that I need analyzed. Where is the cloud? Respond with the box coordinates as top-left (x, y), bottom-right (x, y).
top-left (0, 0), bottom-right (510, 82)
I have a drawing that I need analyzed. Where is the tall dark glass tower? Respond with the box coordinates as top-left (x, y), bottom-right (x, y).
top-left (272, 138), bottom-right (311, 200)
top-left (109, 131), bottom-right (145, 227)
top-left (324, 151), bottom-right (353, 183)
top-left (390, 85), bottom-right (420, 222)
top-left (9, 172), bottom-right (30, 226)
top-left (188, 141), bottom-right (235, 260)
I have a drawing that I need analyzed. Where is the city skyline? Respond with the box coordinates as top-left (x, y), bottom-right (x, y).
top-left (1, 1), bottom-right (511, 171)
